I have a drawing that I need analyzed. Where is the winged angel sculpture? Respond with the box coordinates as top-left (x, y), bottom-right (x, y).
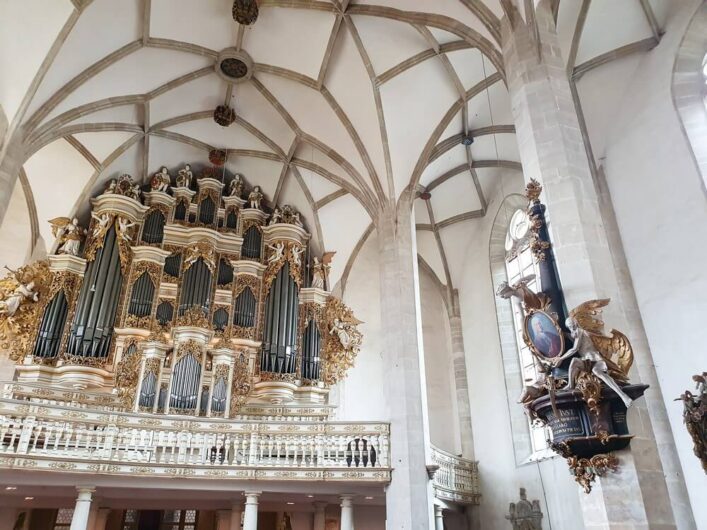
top-left (552, 299), bottom-right (634, 407)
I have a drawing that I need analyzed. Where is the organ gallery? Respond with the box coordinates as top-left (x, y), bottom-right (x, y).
top-left (0, 164), bottom-right (362, 415)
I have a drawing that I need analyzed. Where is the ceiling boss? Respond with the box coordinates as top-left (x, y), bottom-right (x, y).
top-left (0, 160), bottom-right (362, 414)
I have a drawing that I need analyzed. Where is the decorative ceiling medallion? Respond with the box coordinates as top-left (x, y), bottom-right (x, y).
top-left (214, 105), bottom-right (236, 127)
top-left (232, 0), bottom-right (258, 26)
top-left (209, 149), bottom-right (227, 166)
top-left (215, 49), bottom-right (253, 84)
top-left (220, 58), bottom-right (248, 79)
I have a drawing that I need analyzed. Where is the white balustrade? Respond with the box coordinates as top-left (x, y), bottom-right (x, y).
top-left (430, 445), bottom-right (481, 505)
top-left (0, 397), bottom-right (390, 482)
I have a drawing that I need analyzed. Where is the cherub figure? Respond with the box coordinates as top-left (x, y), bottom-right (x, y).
top-left (229, 174), bottom-right (244, 198)
top-left (248, 186), bottom-right (263, 209)
top-left (292, 212), bottom-right (303, 228)
top-left (105, 179), bottom-right (117, 194)
top-left (329, 318), bottom-right (361, 351)
top-left (269, 207), bottom-right (282, 225)
top-left (551, 299), bottom-right (634, 408)
top-left (151, 166), bottom-right (171, 192)
top-left (117, 217), bottom-right (136, 242)
top-left (90, 212), bottom-right (111, 241)
top-left (267, 242), bottom-right (285, 264)
top-left (130, 183), bottom-right (142, 200)
top-left (0, 268), bottom-right (39, 317)
top-left (176, 164), bottom-right (193, 188)
top-left (48, 217), bottom-right (85, 256)
top-left (291, 244), bottom-right (304, 267)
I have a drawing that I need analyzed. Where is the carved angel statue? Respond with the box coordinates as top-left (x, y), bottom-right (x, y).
top-left (130, 183), bottom-right (142, 200)
top-left (496, 274), bottom-right (550, 312)
top-left (248, 186), bottom-right (263, 209)
top-left (229, 173), bottom-right (244, 198)
top-left (551, 299), bottom-right (634, 408)
top-left (292, 212), bottom-right (303, 228)
top-left (269, 207), bottom-right (283, 225)
top-left (90, 211), bottom-right (111, 241)
top-left (329, 318), bottom-right (362, 351)
top-left (151, 166), bottom-right (171, 192)
top-left (291, 244), bottom-right (304, 267)
top-left (311, 252), bottom-right (335, 290)
top-left (0, 268), bottom-right (39, 317)
top-left (116, 217), bottom-right (136, 242)
top-left (48, 217), bottom-right (85, 256)
top-left (176, 164), bottom-right (193, 188)
top-left (105, 179), bottom-right (117, 194)
top-left (267, 242), bottom-right (285, 264)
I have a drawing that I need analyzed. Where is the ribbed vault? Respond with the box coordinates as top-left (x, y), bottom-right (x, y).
top-left (0, 0), bottom-right (667, 293)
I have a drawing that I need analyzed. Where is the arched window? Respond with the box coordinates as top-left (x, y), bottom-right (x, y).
top-left (491, 195), bottom-right (552, 462)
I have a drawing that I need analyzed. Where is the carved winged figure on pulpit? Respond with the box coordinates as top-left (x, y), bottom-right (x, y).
top-left (551, 299), bottom-right (634, 408)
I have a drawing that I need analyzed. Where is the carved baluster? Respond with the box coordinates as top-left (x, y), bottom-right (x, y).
top-left (248, 431), bottom-right (258, 465)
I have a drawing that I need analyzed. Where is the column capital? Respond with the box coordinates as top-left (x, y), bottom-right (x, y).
top-left (75, 487), bottom-right (95, 500)
top-left (339, 495), bottom-right (354, 507)
top-left (313, 501), bottom-right (327, 511)
top-left (434, 505), bottom-right (444, 516)
top-left (244, 491), bottom-right (261, 503)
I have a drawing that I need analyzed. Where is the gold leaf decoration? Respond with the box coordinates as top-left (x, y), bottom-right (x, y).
top-left (321, 296), bottom-right (363, 385)
top-left (0, 260), bottom-right (54, 362)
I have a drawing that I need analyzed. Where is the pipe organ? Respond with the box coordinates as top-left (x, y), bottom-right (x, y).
top-left (0, 164), bottom-right (362, 415)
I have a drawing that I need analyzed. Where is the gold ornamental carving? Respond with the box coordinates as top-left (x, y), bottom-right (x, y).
top-left (233, 274), bottom-right (260, 299)
top-left (176, 339), bottom-right (204, 362)
top-left (566, 452), bottom-right (619, 494)
top-left (184, 241), bottom-right (216, 272)
top-left (177, 307), bottom-right (210, 328)
top-left (115, 338), bottom-right (142, 407)
top-left (144, 357), bottom-right (162, 376)
top-left (263, 241), bottom-right (304, 296)
top-left (321, 296), bottom-right (363, 385)
top-left (0, 260), bottom-right (54, 362)
top-left (230, 353), bottom-right (253, 415)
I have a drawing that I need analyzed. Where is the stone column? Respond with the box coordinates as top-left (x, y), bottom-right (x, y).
top-left (242, 492), bottom-right (260, 530)
top-left (433, 505), bottom-right (444, 530)
top-left (339, 496), bottom-right (354, 530)
top-left (312, 502), bottom-right (327, 530)
top-left (230, 502), bottom-right (243, 530)
top-left (133, 357), bottom-right (147, 413)
top-left (92, 509), bottom-right (110, 530)
top-left (69, 487), bottom-right (95, 530)
top-left (501, 2), bottom-right (685, 528)
top-left (376, 201), bottom-right (434, 529)
top-left (449, 292), bottom-right (474, 458)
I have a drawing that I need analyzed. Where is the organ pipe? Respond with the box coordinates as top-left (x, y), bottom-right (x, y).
top-left (261, 263), bottom-right (298, 374)
top-left (199, 196), bottom-right (216, 225)
top-left (32, 290), bottom-right (69, 359)
top-left (139, 372), bottom-right (157, 408)
top-left (170, 354), bottom-right (201, 410)
top-left (128, 272), bottom-right (155, 316)
top-left (233, 288), bottom-right (256, 327)
top-left (301, 319), bottom-right (321, 380)
top-left (67, 226), bottom-right (123, 359)
top-left (141, 209), bottom-right (165, 244)
top-left (179, 258), bottom-right (212, 315)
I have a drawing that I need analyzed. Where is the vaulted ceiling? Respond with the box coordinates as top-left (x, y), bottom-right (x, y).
top-left (0, 0), bottom-right (668, 293)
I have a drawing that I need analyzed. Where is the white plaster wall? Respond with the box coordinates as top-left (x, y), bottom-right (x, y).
top-left (577, 0), bottom-right (707, 525)
top-left (452, 172), bottom-right (587, 530)
top-left (419, 269), bottom-right (461, 455)
top-left (334, 232), bottom-right (388, 422)
top-left (0, 178), bottom-right (32, 269)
